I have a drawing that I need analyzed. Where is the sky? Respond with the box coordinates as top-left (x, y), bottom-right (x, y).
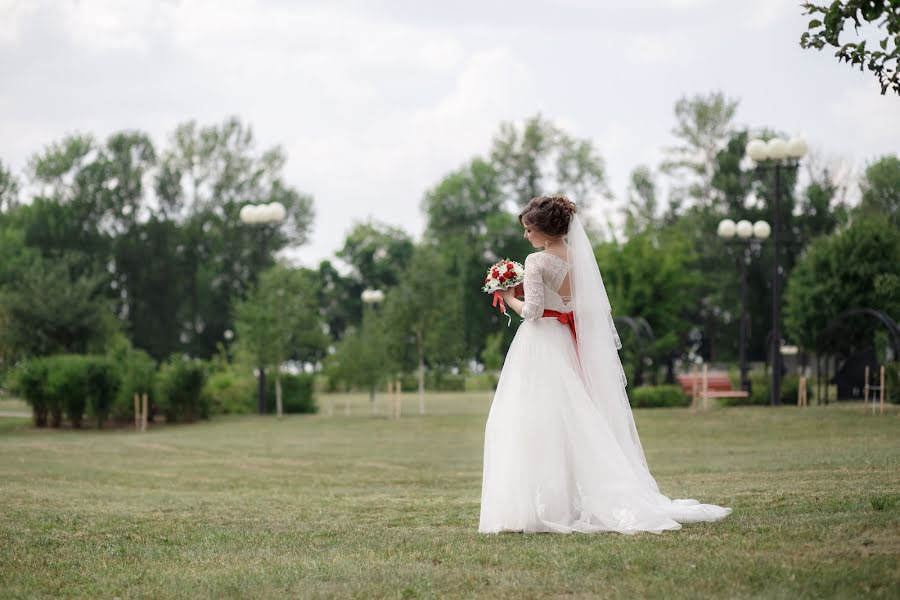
top-left (1, 0), bottom-right (898, 269)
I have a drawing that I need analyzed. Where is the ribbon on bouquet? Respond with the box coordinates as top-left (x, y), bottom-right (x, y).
top-left (492, 291), bottom-right (512, 327)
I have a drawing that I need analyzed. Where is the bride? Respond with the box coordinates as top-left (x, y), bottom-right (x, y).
top-left (479, 195), bottom-right (732, 534)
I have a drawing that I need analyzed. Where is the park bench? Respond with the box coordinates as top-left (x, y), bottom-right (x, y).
top-left (677, 366), bottom-right (749, 410)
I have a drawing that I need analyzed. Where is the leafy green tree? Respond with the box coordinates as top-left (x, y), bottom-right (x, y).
top-left (800, 1), bottom-right (900, 95)
top-left (334, 219), bottom-right (415, 329)
top-left (232, 264), bottom-right (327, 415)
top-left (623, 166), bottom-right (659, 235)
top-left (596, 230), bottom-right (699, 384)
top-left (381, 245), bottom-right (465, 413)
top-left (0, 254), bottom-right (119, 360)
top-left (325, 305), bottom-right (396, 405)
top-left (490, 114), bottom-right (607, 209)
top-left (785, 217), bottom-right (900, 355)
top-left (661, 91), bottom-right (739, 208)
top-left (0, 159), bottom-right (19, 213)
top-left (856, 155), bottom-right (900, 226)
top-left (421, 157), bottom-right (525, 363)
top-left (153, 117), bottom-right (315, 358)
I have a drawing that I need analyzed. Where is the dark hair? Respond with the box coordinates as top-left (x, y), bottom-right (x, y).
top-left (518, 195), bottom-right (577, 237)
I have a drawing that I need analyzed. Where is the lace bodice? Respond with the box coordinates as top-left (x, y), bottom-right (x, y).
top-left (522, 251), bottom-right (572, 321)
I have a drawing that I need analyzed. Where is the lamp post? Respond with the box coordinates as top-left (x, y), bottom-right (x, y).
top-left (717, 218), bottom-right (771, 392)
top-left (361, 288), bottom-right (385, 415)
top-left (240, 201), bottom-right (287, 415)
top-left (745, 136), bottom-right (807, 405)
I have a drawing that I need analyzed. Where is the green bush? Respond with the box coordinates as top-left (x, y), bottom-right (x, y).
top-left (156, 355), bottom-right (209, 423)
top-left (629, 385), bottom-right (690, 408)
top-left (399, 371), bottom-right (466, 392)
top-left (886, 362), bottom-right (899, 405)
top-left (719, 371), bottom-right (812, 406)
top-left (45, 356), bottom-right (90, 428)
top-left (83, 358), bottom-right (120, 427)
top-left (205, 369), bottom-right (257, 415)
top-left (264, 373), bottom-right (317, 414)
top-left (12, 358), bottom-right (51, 427)
top-left (465, 371), bottom-right (499, 392)
top-left (106, 336), bottom-right (156, 423)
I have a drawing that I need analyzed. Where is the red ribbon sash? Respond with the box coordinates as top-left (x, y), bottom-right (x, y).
top-left (542, 309), bottom-right (577, 343)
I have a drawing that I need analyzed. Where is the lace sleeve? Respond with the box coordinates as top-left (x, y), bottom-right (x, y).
top-left (522, 254), bottom-right (544, 321)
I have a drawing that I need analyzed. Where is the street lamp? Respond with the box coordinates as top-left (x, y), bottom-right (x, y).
top-left (745, 135), bottom-right (807, 405)
top-left (361, 288), bottom-right (385, 415)
top-left (718, 218), bottom-right (771, 392)
top-left (240, 201), bottom-right (287, 415)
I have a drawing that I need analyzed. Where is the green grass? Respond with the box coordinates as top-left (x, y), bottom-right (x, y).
top-left (1, 392), bottom-right (898, 599)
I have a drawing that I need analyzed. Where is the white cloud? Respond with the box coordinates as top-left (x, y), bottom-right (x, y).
top-left (0, 0), bottom-right (39, 44)
top-left (58, 0), bottom-right (173, 53)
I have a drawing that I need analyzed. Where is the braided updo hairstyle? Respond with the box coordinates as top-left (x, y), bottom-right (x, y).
top-left (518, 194), bottom-right (577, 237)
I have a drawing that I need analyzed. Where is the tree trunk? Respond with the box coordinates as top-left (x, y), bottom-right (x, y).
top-left (417, 329), bottom-right (426, 415)
top-left (275, 370), bottom-right (283, 418)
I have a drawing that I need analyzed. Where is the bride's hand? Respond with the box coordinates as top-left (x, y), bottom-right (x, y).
top-left (500, 287), bottom-right (515, 303)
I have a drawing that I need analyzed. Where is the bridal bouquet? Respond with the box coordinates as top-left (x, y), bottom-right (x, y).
top-left (482, 259), bottom-right (524, 326)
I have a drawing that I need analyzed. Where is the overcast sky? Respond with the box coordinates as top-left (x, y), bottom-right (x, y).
top-left (2, 0), bottom-right (898, 268)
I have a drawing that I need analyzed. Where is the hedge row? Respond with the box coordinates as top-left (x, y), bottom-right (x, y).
top-left (13, 352), bottom-right (210, 428)
top-left (629, 385), bottom-right (690, 408)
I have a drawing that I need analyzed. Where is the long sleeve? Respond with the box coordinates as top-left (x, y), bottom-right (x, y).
top-left (522, 254), bottom-right (544, 321)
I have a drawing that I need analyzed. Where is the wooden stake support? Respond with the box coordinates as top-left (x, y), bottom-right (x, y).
top-left (141, 393), bottom-right (148, 432)
top-left (690, 363), bottom-right (700, 411)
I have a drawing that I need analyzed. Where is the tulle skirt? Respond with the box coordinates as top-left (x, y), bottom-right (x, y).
top-left (479, 317), bottom-right (732, 534)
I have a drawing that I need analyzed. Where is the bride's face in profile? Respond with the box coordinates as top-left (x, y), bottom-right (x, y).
top-left (523, 221), bottom-right (552, 249)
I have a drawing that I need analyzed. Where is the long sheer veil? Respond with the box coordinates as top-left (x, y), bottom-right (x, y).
top-left (568, 213), bottom-right (660, 492)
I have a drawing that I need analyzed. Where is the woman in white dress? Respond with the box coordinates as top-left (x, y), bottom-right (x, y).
top-left (479, 195), bottom-right (732, 534)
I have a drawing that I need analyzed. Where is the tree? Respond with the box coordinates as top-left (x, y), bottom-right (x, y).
top-left (856, 155), bottom-right (900, 226)
top-left (153, 117), bottom-right (315, 358)
top-left (0, 159), bottom-right (20, 213)
top-left (785, 217), bottom-right (900, 355)
top-left (381, 245), bottom-right (465, 414)
top-left (0, 254), bottom-right (118, 360)
top-left (232, 264), bottom-right (327, 416)
top-left (490, 114), bottom-right (607, 209)
top-left (596, 230), bottom-right (699, 384)
top-left (661, 91), bottom-right (739, 208)
top-left (324, 306), bottom-right (396, 406)
top-left (800, 1), bottom-right (900, 96)
top-left (623, 166), bottom-right (659, 235)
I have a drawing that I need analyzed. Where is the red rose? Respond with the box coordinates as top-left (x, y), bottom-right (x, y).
top-left (507, 270), bottom-right (516, 278)
top-left (491, 270), bottom-right (499, 279)
top-left (506, 262), bottom-right (514, 269)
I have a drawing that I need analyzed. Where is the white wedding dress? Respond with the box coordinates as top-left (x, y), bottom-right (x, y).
top-left (479, 215), bottom-right (732, 534)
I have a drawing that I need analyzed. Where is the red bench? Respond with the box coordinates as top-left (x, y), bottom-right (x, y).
top-left (677, 367), bottom-right (748, 410)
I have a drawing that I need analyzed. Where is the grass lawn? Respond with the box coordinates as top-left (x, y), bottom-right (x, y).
top-left (1, 392), bottom-right (898, 599)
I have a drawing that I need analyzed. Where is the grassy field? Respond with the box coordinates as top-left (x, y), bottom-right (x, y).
top-left (1, 392), bottom-right (898, 599)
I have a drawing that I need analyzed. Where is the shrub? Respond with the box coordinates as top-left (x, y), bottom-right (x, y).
top-left (629, 385), bottom-right (690, 408)
top-left (83, 357), bottom-right (120, 427)
top-left (205, 369), bottom-right (256, 415)
top-left (45, 355), bottom-right (90, 428)
top-left (400, 371), bottom-right (466, 392)
top-left (12, 358), bottom-right (50, 427)
top-left (156, 355), bottom-right (209, 423)
top-left (265, 373), bottom-right (317, 414)
top-left (106, 336), bottom-right (156, 423)
top-left (886, 362), bottom-right (899, 405)
top-left (465, 372), bottom-right (499, 392)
